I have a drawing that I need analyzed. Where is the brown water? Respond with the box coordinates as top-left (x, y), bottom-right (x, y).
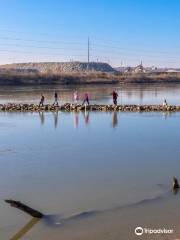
top-left (1, 84), bottom-right (180, 239)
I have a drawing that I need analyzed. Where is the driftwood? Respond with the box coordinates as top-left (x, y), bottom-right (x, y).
top-left (5, 200), bottom-right (43, 218)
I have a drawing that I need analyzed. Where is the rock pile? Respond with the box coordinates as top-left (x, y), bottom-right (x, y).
top-left (0, 62), bottom-right (115, 73)
top-left (1, 103), bottom-right (180, 112)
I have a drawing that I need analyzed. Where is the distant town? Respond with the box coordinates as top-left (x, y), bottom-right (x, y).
top-left (116, 62), bottom-right (180, 73)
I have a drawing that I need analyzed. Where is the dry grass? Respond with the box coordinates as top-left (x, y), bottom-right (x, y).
top-left (0, 70), bottom-right (180, 85)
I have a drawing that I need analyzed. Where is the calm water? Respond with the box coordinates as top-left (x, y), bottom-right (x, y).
top-left (0, 83), bottom-right (180, 105)
top-left (1, 84), bottom-right (180, 239)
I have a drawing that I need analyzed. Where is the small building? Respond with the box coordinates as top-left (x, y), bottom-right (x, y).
top-left (134, 61), bottom-right (146, 73)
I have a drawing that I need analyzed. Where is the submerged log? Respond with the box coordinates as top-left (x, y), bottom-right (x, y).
top-left (5, 200), bottom-right (43, 218)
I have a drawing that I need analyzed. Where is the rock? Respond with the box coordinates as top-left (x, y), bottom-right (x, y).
top-left (1, 62), bottom-right (115, 74)
top-left (0, 103), bottom-right (180, 112)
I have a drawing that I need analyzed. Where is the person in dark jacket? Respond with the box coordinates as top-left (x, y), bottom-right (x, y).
top-left (111, 91), bottom-right (118, 105)
top-left (39, 94), bottom-right (45, 107)
top-left (53, 92), bottom-right (59, 106)
top-left (82, 93), bottom-right (90, 105)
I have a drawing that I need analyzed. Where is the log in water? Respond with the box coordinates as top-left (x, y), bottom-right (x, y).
top-left (5, 200), bottom-right (43, 218)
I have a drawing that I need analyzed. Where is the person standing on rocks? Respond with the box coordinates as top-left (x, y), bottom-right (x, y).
top-left (53, 92), bottom-right (59, 106)
top-left (82, 93), bottom-right (90, 105)
top-left (73, 91), bottom-right (79, 104)
top-left (39, 94), bottom-right (45, 107)
top-left (111, 91), bottom-right (118, 105)
top-left (163, 99), bottom-right (168, 107)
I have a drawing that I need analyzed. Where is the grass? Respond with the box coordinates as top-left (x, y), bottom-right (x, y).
top-left (0, 70), bottom-right (180, 85)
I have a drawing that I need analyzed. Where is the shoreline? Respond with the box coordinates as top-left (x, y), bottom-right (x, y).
top-left (1, 72), bottom-right (180, 85)
top-left (1, 103), bottom-right (180, 112)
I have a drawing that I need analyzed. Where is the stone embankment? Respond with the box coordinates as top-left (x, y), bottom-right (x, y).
top-left (1, 103), bottom-right (180, 112)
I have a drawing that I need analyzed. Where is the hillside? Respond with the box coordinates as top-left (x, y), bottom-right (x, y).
top-left (0, 62), bottom-right (115, 74)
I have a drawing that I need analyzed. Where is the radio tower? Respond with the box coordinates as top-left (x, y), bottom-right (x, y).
top-left (88, 37), bottom-right (90, 63)
top-left (87, 37), bottom-right (90, 71)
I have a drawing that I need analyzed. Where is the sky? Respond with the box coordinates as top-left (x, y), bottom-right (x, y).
top-left (0, 0), bottom-right (180, 67)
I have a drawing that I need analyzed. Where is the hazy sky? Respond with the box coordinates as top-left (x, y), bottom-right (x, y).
top-left (0, 0), bottom-right (180, 67)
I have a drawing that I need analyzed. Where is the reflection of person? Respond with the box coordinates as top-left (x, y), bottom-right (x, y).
top-left (39, 94), bottom-right (45, 107)
top-left (73, 91), bottom-right (79, 104)
top-left (73, 112), bottom-right (79, 128)
top-left (53, 92), bottom-right (59, 106)
top-left (82, 93), bottom-right (89, 105)
top-left (53, 111), bottom-right (58, 128)
top-left (39, 111), bottom-right (45, 125)
top-left (162, 111), bottom-right (171, 119)
top-left (112, 111), bottom-right (118, 128)
top-left (83, 111), bottom-right (89, 126)
top-left (111, 91), bottom-right (118, 105)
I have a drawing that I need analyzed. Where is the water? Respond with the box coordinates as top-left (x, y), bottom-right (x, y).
top-left (0, 83), bottom-right (180, 105)
top-left (1, 84), bottom-right (180, 239)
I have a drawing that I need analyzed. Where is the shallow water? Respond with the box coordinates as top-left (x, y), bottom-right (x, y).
top-left (1, 84), bottom-right (180, 239)
top-left (0, 110), bottom-right (180, 239)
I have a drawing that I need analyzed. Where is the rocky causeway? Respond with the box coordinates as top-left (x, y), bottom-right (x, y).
top-left (1, 103), bottom-right (180, 112)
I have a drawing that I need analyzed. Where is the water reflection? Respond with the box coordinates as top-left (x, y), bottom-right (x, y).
top-left (1, 110), bottom-right (180, 240)
top-left (73, 112), bottom-right (79, 129)
top-left (83, 111), bottom-right (90, 126)
top-left (39, 112), bottom-right (45, 125)
top-left (38, 111), bottom-right (91, 129)
top-left (173, 188), bottom-right (179, 195)
top-left (112, 112), bottom-right (118, 128)
top-left (36, 111), bottom-right (178, 129)
top-left (162, 111), bottom-right (172, 119)
top-left (10, 217), bottom-right (40, 240)
top-left (39, 111), bottom-right (61, 128)
top-left (52, 111), bottom-right (59, 129)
